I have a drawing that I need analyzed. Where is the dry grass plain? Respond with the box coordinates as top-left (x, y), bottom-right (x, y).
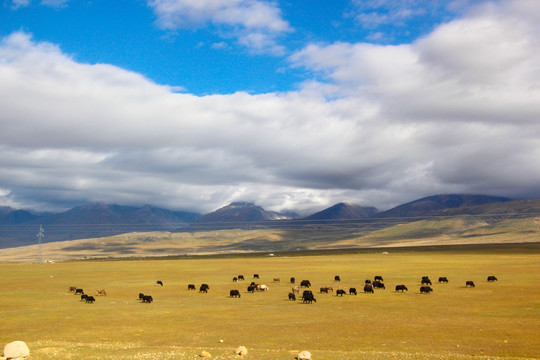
top-left (1, 244), bottom-right (539, 360)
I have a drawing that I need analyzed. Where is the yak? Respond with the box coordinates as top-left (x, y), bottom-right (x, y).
top-left (395, 285), bottom-right (408, 292)
top-left (420, 286), bottom-right (433, 294)
top-left (229, 289), bottom-right (241, 298)
top-left (302, 293), bottom-right (316, 304)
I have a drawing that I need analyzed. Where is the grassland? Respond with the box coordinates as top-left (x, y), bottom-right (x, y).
top-left (1, 244), bottom-right (539, 360)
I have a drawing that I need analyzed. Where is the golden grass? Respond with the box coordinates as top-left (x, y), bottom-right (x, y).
top-left (1, 245), bottom-right (539, 360)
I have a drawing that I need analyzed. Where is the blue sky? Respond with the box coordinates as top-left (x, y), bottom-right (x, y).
top-left (1, 0), bottom-right (540, 215)
top-left (1, 0), bottom-right (464, 94)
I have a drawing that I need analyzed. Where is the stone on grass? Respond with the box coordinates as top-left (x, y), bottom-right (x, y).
top-left (200, 350), bottom-right (211, 357)
top-left (235, 346), bottom-right (248, 356)
top-left (297, 350), bottom-right (311, 359)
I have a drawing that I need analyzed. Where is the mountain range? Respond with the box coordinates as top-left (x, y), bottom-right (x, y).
top-left (0, 194), bottom-right (533, 249)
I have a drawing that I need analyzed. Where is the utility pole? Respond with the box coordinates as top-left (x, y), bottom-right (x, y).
top-left (36, 225), bottom-right (44, 264)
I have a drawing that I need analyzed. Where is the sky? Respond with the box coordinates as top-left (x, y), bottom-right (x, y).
top-left (1, 0), bottom-right (540, 216)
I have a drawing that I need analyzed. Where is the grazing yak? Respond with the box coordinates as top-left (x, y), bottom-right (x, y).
top-left (238, 275), bottom-right (245, 280)
top-left (364, 284), bottom-right (374, 293)
top-left (257, 284), bottom-right (269, 291)
top-left (85, 295), bottom-right (95, 303)
top-left (364, 279), bottom-right (371, 284)
top-left (420, 286), bottom-right (433, 294)
top-left (373, 280), bottom-right (385, 289)
top-left (349, 288), bottom-right (357, 295)
top-left (141, 295), bottom-right (153, 303)
top-left (247, 285), bottom-right (255, 293)
top-left (302, 293), bottom-right (316, 303)
top-left (421, 276), bottom-right (432, 285)
top-left (302, 290), bottom-right (316, 303)
top-left (156, 280), bottom-right (164, 286)
top-left (292, 286), bottom-right (300, 294)
top-left (233, 277), bottom-right (238, 282)
top-left (288, 292), bottom-right (296, 301)
top-left (320, 286), bottom-right (333, 293)
top-left (290, 277), bottom-right (295, 284)
top-left (199, 284), bottom-right (210, 293)
top-left (80, 294), bottom-right (89, 301)
top-left (438, 277), bottom-right (449, 283)
top-left (253, 274), bottom-right (260, 279)
top-left (188, 284), bottom-right (196, 290)
top-left (96, 289), bottom-right (107, 296)
top-left (466, 281), bottom-right (475, 287)
top-left (139, 292), bottom-right (145, 300)
top-left (336, 289), bottom-right (346, 296)
top-left (374, 275), bottom-right (383, 282)
top-left (273, 278), bottom-right (280, 282)
top-left (395, 285), bottom-right (408, 292)
top-left (487, 275), bottom-right (498, 282)
top-left (334, 275), bottom-right (341, 282)
top-left (74, 288), bottom-right (84, 295)
top-left (300, 280), bottom-right (311, 288)
top-left (229, 289), bottom-right (241, 298)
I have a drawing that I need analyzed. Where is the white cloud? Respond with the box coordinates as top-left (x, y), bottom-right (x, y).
top-left (1, 0), bottom-right (540, 215)
top-left (147, 0), bottom-right (291, 54)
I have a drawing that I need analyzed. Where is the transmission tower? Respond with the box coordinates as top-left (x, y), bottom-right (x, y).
top-left (36, 225), bottom-right (44, 264)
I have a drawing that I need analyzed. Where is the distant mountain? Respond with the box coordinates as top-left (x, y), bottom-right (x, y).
top-left (1, 194), bottom-right (536, 251)
top-left (195, 202), bottom-right (297, 224)
top-left (305, 202), bottom-right (379, 220)
top-left (0, 203), bottom-right (200, 248)
top-left (0, 208), bottom-right (39, 225)
top-left (33, 203), bottom-right (200, 226)
top-left (376, 194), bottom-right (512, 219)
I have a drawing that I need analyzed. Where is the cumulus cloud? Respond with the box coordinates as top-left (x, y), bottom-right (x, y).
top-left (1, 0), bottom-right (540, 215)
top-left (290, 0), bottom-right (540, 203)
top-left (147, 0), bottom-right (291, 54)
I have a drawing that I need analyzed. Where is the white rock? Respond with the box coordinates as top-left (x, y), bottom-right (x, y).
top-left (235, 346), bottom-right (248, 356)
